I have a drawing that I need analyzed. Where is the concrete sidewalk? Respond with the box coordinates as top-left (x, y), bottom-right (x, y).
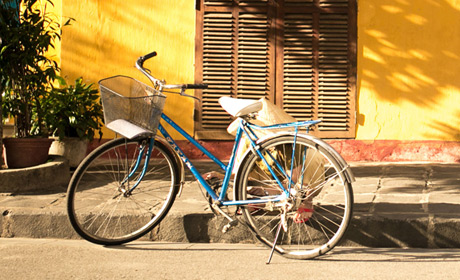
top-left (1, 161), bottom-right (460, 248)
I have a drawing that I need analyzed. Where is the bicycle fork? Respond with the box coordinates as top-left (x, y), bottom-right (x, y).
top-left (117, 138), bottom-right (153, 196)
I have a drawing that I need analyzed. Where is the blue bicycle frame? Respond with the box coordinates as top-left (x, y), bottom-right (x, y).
top-left (132, 112), bottom-right (321, 207)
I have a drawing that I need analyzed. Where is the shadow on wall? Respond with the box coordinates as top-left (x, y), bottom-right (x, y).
top-left (358, 0), bottom-right (460, 139)
top-left (425, 112), bottom-right (460, 140)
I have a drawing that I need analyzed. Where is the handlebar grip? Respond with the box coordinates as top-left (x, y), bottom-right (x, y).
top-left (143, 51), bottom-right (157, 60)
top-left (184, 84), bottom-right (208, 89)
top-left (137, 51), bottom-right (157, 68)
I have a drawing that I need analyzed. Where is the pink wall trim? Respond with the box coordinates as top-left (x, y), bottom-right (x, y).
top-left (88, 139), bottom-right (460, 163)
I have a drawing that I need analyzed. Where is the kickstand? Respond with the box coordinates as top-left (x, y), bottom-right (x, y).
top-left (266, 221), bottom-right (283, 264)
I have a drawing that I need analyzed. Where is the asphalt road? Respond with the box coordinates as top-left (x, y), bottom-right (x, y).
top-left (1, 238), bottom-right (459, 280)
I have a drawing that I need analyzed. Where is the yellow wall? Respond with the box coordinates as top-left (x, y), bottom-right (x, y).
top-left (59, 0), bottom-right (196, 139)
top-left (56, 0), bottom-right (460, 141)
top-left (358, 0), bottom-right (460, 141)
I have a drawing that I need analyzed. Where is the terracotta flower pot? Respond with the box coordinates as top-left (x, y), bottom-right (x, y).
top-left (3, 138), bottom-right (54, 169)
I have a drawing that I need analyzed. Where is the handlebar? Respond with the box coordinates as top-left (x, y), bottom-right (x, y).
top-left (135, 51), bottom-right (208, 98)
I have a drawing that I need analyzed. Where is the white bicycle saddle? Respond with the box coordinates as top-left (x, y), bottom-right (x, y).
top-left (218, 96), bottom-right (263, 117)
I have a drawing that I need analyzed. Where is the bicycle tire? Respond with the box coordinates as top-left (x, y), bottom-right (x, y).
top-left (235, 134), bottom-right (353, 260)
top-left (67, 137), bottom-right (180, 245)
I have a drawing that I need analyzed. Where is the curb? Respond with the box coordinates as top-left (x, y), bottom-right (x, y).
top-left (2, 162), bottom-right (460, 249)
top-left (0, 156), bottom-right (69, 193)
top-left (2, 209), bottom-right (460, 248)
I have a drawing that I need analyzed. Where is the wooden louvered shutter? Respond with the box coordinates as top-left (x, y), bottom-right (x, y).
top-left (279, 0), bottom-right (356, 138)
top-left (279, 12), bottom-right (315, 122)
top-left (195, 0), bottom-right (274, 139)
top-left (237, 12), bottom-right (274, 101)
top-left (200, 11), bottom-right (234, 132)
top-left (196, 0), bottom-right (356, 139)
top-left (317, 0), bottom-right (356, 137)
top-left (317, 12), bottom-right (354, 137)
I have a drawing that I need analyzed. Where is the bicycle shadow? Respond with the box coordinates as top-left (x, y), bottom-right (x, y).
top-left (107, 242), bottom-right (265, 253)
top-left (107, 242), bottom-right (460, 263)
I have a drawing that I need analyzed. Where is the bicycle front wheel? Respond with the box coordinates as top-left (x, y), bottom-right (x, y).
top-left (236, 135), bottom-right (353, 259)
top-left (67, 137), bottom-right (180, 245)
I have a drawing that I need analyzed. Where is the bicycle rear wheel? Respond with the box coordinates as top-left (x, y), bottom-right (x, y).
top-left (236, 135), bottom-right (353, 259)
top-left (67, 137), bottom-right (180, 245)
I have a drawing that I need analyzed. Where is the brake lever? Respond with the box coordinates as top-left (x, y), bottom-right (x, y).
top-left (182, 94), bottom-right (201, 102)
top-left (180, 89), bottom-right (201, 101)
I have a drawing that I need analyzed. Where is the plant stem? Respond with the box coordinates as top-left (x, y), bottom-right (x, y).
top-left (0, 83), bottom-right (3, 169)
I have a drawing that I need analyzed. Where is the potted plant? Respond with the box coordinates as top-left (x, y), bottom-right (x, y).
top-left (0, 0), bottom-right (71, 168)
top-left (47, 77), bottom-right (104, 168)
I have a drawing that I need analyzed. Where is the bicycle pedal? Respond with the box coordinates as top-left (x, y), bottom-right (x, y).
top-left (222, 220), bottom-right (238, 233)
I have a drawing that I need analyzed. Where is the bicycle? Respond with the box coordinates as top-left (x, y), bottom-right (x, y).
top-left (66, 51), bottom-right (355, 263)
